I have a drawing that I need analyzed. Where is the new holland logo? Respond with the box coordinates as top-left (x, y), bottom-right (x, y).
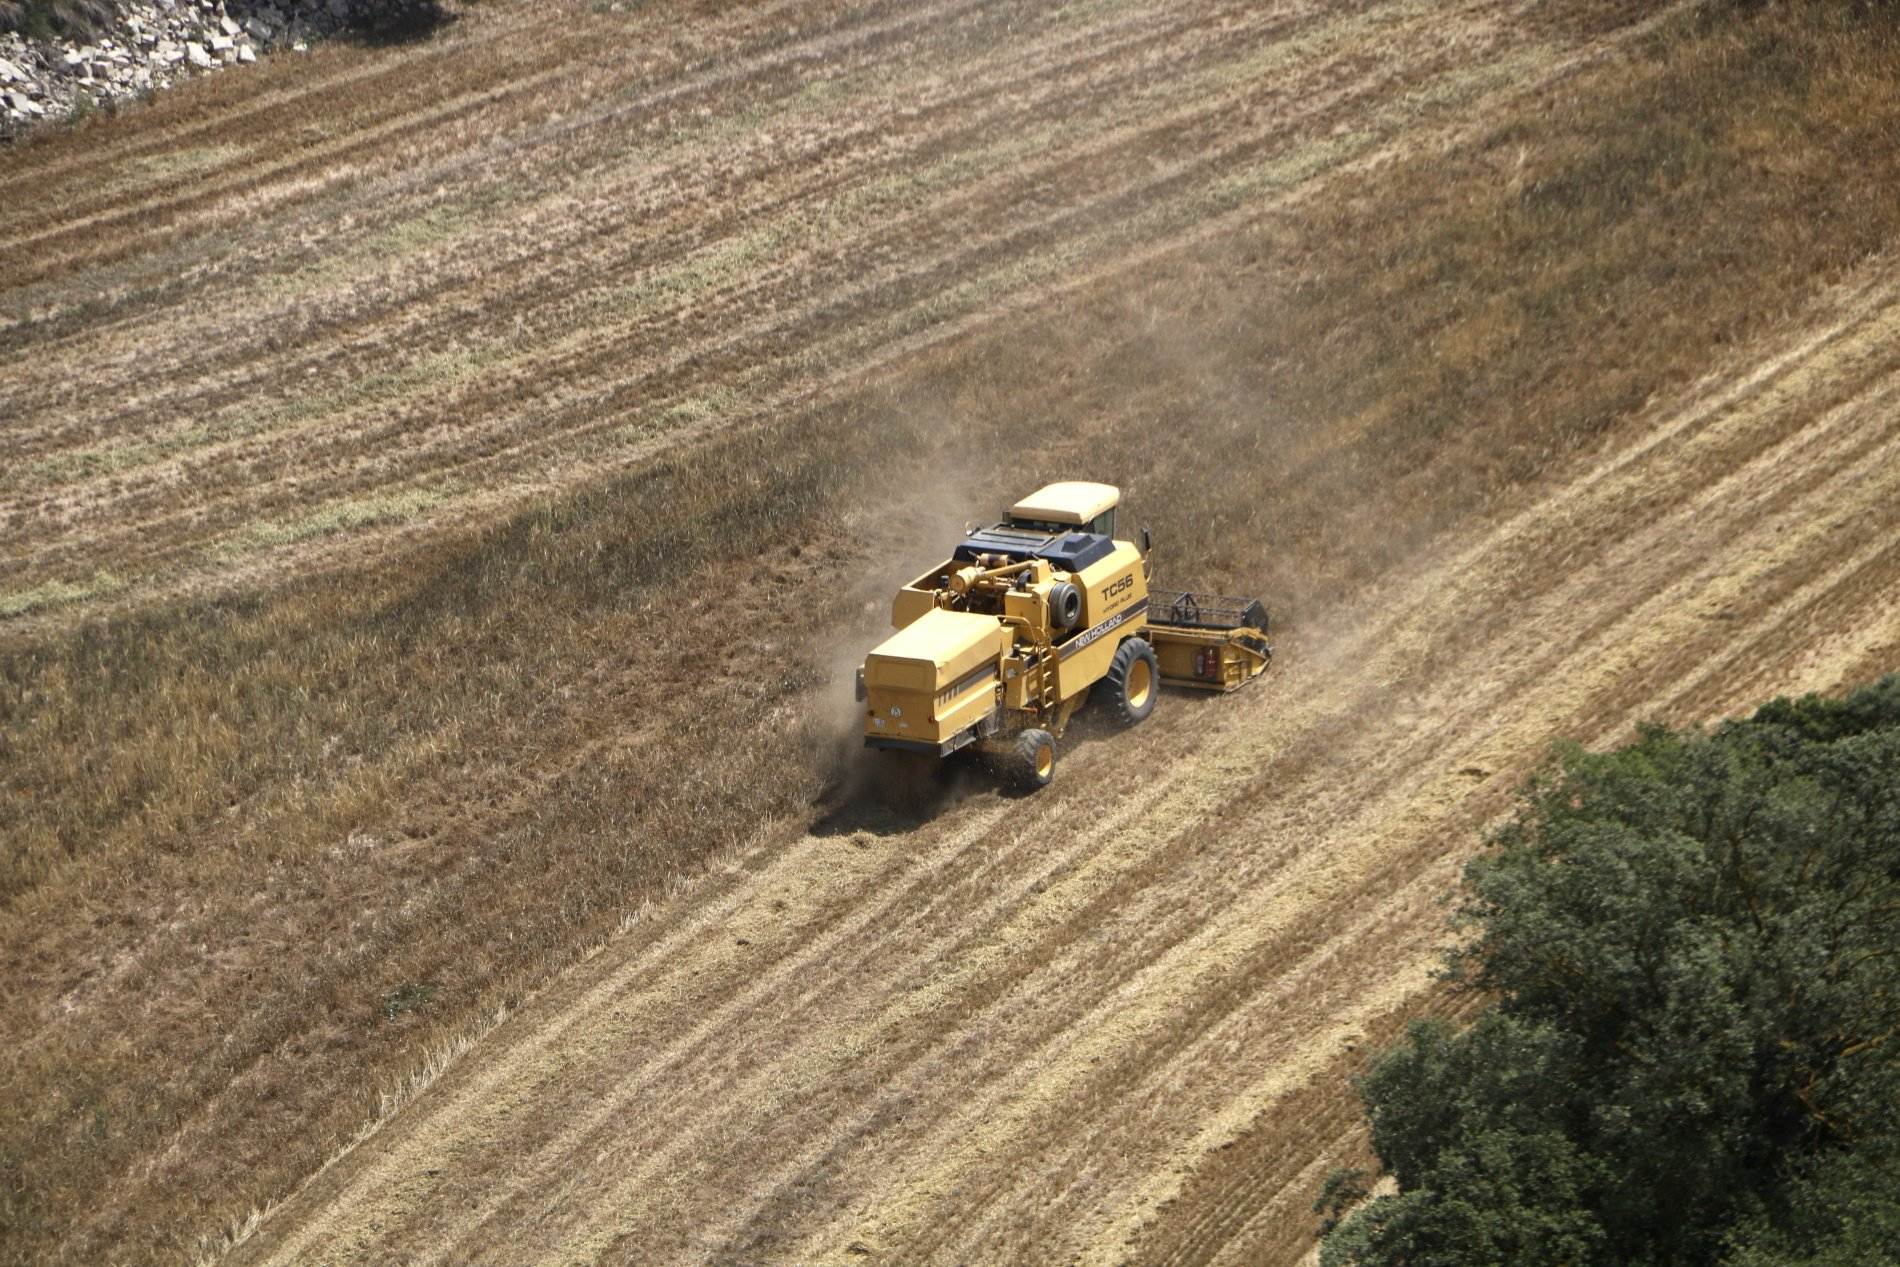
top-left (1059, 600), bottom-right (1147, 660)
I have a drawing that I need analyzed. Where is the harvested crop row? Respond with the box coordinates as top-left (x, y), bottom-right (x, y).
top-left (2, 0), bottom-right (1583, 630)
top-left (227, 266), bottom-right (1900, 1266)
top-left (10, 2), bottom-right (1900, 1262)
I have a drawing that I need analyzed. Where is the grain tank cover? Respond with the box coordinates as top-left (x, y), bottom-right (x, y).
top-left (1008, 481), bottom-right (1119, 527)
top-left (864, 607), bottom-right (1008, 692)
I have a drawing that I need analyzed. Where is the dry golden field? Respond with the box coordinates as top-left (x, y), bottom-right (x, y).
top-left (4, 1), bottom-right (1900, 1263)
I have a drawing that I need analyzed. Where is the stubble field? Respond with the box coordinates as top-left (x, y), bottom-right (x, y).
top-left (4, 0), bottom-right (1900, 1263)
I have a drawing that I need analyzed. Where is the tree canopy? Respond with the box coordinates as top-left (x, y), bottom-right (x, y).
top-left (1321, 675), bottom-right (1900, 1267)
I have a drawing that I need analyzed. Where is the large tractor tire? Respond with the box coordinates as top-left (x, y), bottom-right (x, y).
top-left (1007, 728), bottom-right (1057, 790)
top-left (1103, 637), bottom-right (1159, 725)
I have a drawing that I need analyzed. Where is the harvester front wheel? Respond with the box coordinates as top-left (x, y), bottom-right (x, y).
top-left (1009, 728), bottom-right (1057, 790)
top-left (1103, 637), bottom-right (1159, 725)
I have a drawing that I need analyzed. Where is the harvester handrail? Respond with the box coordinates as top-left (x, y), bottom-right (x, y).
top-left (1147, 587), bottom-right (1268, 633)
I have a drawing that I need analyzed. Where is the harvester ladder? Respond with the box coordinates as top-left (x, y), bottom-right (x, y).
top-left (1032, 647), bottom-right (1059, 714)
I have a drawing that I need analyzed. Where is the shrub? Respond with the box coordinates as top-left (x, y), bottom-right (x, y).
top-left (0, 0), bottom-right (115, 41)
top-left (1323, 676), bottom-right (1900, 1267)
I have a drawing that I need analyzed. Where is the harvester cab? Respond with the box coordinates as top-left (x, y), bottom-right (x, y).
top-left (857, 481), bottom-right (1271, 789)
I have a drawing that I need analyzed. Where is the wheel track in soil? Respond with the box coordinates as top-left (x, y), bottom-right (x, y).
top-left (0, 0), bottom-right (574, 198)
top-left (0, 0), bottom-right (889, 273)
top-left (3, 0), bottom-right (1643, 640)
top-left (0, 0), bottom-right (1008, 397)
top-left (222, 258), bottom-right (1900, 1265)
top-left (1, 0), bottom-right (1336, 465)
top-left (1, 0), bottom-right (1413, 541)
top-left (10, 0), bottom-right (1337, 450)
top-left (0, 0), bottom-right (1360, 581)
top-left (6, 0), bottom-right (1201, 374)
top-left (0, 0), bottom-right (1006, 342)
top-left (1100, 270), bottom-right (1900, 1267)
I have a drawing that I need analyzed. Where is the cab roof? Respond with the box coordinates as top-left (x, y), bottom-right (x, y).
top-left (1008, 481), bottom-right (1120, 526)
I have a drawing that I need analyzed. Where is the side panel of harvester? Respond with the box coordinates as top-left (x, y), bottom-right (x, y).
top-left (1052, 541), bottom-right (1148, 701)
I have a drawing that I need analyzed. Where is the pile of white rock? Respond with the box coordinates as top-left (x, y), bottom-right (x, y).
top-left (2, 0), bottom-right (363, 132)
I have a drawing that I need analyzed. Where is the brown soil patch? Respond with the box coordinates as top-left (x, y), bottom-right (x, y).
top-left (5, 1), bottom-right (1900, 1262)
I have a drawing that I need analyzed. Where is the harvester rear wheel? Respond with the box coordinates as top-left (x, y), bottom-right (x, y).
top-left (1103, 637), bottom-right (1158, 725)
top-left (1009, 728), bottom-right (1056, 790)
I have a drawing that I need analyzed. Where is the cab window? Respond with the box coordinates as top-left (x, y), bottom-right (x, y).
top-left (1088, 509), bottom-right (1116, 538)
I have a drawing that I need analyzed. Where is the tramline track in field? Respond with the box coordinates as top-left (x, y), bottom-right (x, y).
top-left (3, 0), bottom-right (1603, 633)
top-left (225, 265), bottom-right (1900, 1266)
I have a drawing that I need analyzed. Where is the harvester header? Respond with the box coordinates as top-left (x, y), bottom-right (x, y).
top-left (856, 482), bottom-right (1271, 788)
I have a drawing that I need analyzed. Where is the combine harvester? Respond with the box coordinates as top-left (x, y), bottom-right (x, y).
top-left (856, 481), bottom-right (1270, 788)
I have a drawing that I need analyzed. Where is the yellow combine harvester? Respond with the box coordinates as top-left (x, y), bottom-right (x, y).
top-left (856, 481), bottom-right (1271, 788)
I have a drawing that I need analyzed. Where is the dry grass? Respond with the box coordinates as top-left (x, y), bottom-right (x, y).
top-left (0, 0), bottom-right (1581, 620)
top-left (3, 1), bottom-right (1900, 1262)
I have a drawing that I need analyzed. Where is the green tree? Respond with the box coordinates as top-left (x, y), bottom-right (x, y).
top-left (1322, 675), bottom-right (1900, 1267)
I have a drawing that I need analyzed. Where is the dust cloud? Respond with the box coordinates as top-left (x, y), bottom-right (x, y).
top-left (804, 419), bottom-right (997, 828)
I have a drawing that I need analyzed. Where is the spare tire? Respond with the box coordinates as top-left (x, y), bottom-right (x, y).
top-left (1047, 581), bottom-right (1083, 631)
